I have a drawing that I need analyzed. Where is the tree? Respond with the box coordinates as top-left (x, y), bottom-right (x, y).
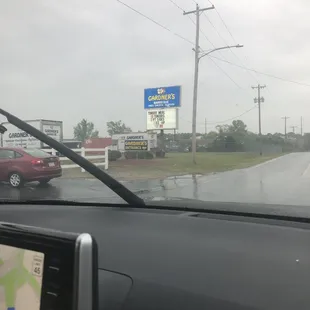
top-left (206, 131), bottom-right (218, 140)
top-left (107, 120), bottom-right (132, 136)
top-left (304, 133), bottom-right (310, 150)
top-left (229, 120), bottom-right (247, 134)
top-left (215, 124), bottom-right (229, 135)
top-left (179, 133), bottom-right (192, 139)
top-left (73, 119), bottom-right (99, 142)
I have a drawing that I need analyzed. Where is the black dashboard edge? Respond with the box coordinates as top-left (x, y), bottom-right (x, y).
top-left (1, 199), bottom-right (310, 223)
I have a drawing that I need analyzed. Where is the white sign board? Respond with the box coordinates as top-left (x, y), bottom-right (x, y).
top-left (42, 124), bottom-right (61, 141)
top-left (146, 108), bottom-right (178, 130)
top-left (112, 133), bottom-right (157, 151)
top-left (2, 122), bottom-right (41, 148)
top-left (41, 124), bottom-right (62, 147)
top-left (1, 121), bottom-right (62, 148)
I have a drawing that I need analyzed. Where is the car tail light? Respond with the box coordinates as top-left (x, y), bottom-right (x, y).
top-left (31, 159), bottom-right (43, 165)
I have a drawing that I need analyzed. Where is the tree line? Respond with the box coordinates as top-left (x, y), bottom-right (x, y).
top-left (72, 118), bottom-right (306, 152)
top-left (164, 120), bottom-right (305, 152)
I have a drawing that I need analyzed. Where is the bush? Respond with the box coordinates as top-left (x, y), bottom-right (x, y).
top-left (209, 135), bottom-right (243, 152)
top-left (138, 151), bottom-right (154, 159)
top-left (197, 146), bottom-right (208, 152)
top-left (108, 150), bottom-right (122, 161)
top-left (124, 152), bottom-right (137, 159)
top-left (125, 151), bottom-right (154, 159)
top-left (155, 150), bottom-right (165, 158)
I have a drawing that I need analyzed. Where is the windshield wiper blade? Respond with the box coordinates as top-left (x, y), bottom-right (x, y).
top-left (0, 108), bottom-right (145, 206)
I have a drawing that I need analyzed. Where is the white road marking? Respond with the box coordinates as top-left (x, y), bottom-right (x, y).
top-left (247, 154), bottom-right (288, 170)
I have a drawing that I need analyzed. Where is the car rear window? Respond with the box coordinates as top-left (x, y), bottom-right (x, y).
top-left (23, 149), bottom-right (51, 158)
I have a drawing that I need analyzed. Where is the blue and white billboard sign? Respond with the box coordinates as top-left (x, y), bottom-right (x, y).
top-left (144, 85), bottom-right (181, 109)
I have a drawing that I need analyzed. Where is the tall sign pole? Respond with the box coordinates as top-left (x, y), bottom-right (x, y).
top-left (184, 4), bottom-right (214, 164)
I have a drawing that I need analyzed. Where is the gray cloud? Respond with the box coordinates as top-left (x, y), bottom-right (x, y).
top-left (1, 0), bottom-right (310, 137)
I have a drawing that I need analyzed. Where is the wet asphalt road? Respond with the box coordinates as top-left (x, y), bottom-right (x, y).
top-left (1, 152), bottom-right (310, 206)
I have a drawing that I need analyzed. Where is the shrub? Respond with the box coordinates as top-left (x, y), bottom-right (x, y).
top-left (125, 151), bottom-right (154, 159)
top-left (108, 150), bottom-right (122, 161)
top-left (197, 146), bottom-right (208, 152)
top-left (138, 151), bottom-right (154, 159)
top-left (155, 149), bottom-right (165, 158)
top-left (124, 152), bottom-right (137, 159)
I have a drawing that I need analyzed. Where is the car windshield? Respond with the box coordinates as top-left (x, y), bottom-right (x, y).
top-left (0, 1), bottom-right (308, 206)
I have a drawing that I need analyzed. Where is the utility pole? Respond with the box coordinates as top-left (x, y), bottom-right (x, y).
top-left (184, 4), bottom-right (214, 164)
top-left (281, 116), bottom-right (289, 139)
top-left (252, 84), bottom-right (266, 156)
top-left (291, 126), bottom-right (298, 134)
top-left (301, 116), bottom-right (303, 136)
top-left (204, 118), bottom-right (207, 135)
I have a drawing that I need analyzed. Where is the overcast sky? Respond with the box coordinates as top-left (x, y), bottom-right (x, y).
top-left (1, 0), bottom-right (310, 137)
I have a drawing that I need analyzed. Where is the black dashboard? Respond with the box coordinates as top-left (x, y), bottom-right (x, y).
top-left (1, 202), bottom-right (310, 310)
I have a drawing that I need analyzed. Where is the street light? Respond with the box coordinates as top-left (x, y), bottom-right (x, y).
top-left (198, 44), bottom-right (243, 60)
top-left (191, 44), bottom-right (243, 164)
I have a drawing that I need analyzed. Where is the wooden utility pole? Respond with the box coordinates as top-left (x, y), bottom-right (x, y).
top-left (291, 126), bottom-right (298, 134)
top-left (252, 84), bottom-right (266, 155)
top-left (282, 116), bottom-right (290, 139)
top-left (183, 4), bottom-right (214, 164)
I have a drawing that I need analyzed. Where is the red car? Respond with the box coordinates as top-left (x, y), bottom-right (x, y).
top-left (0, 147), bottom-right (62, 188)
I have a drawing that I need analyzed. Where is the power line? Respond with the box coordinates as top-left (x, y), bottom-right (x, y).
top-left (205, 0), bottom-right (260, 84)
top-left (208, 57), bottom-right (243, 89)
top-left (210, 55), bottom-right (310, 87)
top-left (168, 0), bottom-right (221, 51)
top-left (207, 0), bottom-right (237, 45)
top-left (168, 0), bottom-right (233, 66)
top-left (208, 105), bottom-right (258, 124)
top-left (167, 2), bottom-right (245, 92)
top-left (167, 0), bottom-right (217, 48)
top-left (168, 0), bottom-right (208, 42)
top-left (198, 8), bottom-right (253, 88)
top-left (181, 105), bottom-right (258, 125)
top-left (199, 24), bottom-right (217, 47)
top-left (167, 0), bottom-right (184, 11)
top-left (203, 12), bottom-right (229, 47)
top-left (202, 12), bottom-right (259, 84)
top-left (116, 0), bottom-right (194, 45)
top-left (167, 1), bottom-right (243, 89)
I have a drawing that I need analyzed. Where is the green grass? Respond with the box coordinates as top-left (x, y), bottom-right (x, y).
top-left (61, 152), bottom-right (283, 180)
top-left (160, 152), bottom-right (280, 173)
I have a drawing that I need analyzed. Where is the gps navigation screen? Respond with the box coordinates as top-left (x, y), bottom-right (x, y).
top-left (0, 244), bottom-right (44, 310)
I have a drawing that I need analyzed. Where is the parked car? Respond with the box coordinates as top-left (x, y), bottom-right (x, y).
top-left (0, 147), bottom-right (62, 188)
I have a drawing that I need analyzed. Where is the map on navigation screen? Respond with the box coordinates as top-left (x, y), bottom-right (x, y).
top-left (0, 244), bottom-right (44, 310)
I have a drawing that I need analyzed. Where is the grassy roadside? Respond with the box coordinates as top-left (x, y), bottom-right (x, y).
top-left (61, 152), bottom-right (283, 180)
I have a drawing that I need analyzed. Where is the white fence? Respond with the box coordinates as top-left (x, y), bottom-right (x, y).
top-left (43, 147), bottom-right (109, 172)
